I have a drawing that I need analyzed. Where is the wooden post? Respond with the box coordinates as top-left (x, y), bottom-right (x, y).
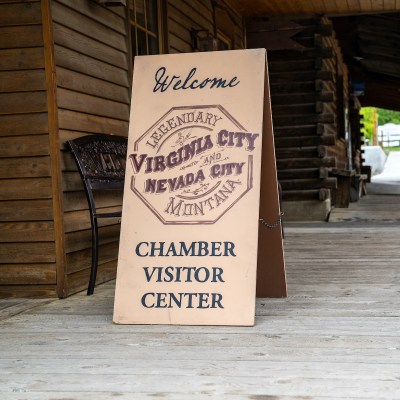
top-left (41, 0), bottom-right (67, 298)
top-left (373, 108), bottom-right (378, 146)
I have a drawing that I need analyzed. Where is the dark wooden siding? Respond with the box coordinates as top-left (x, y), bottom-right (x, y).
top-left (52, 0), bottom-right (130, 296)
top-left (167, 0), bottom-right (244, 53)
top-left (0, 1), bottom-right (57, 297)
top-left (0, 0), bottom-right (244, 298)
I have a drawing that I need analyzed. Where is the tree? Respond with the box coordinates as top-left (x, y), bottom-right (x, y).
top-left (360, 107), bottom-right (376, 144)
top-left (377, 108), bottom-right (400, 126)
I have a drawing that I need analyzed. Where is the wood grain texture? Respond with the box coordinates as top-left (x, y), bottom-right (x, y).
top-left (0, 25), bottom-right (43, 49)
top-left (0, 264), bottom-right (56, 285)
top-left (51, 2), bottom-right (126, 52)
top-left (0, 48), bottom-right (45, 70)
top-left (0, 157), bottom-right (50, 178)
top-left (56, 67), bottom-right (130, 103)
top-left (0, 218), bottom-right (399, 397)
top-left (0, 199), bottom-right (53, 221)
top-left (0, 92), bottom-right (47, 115)
top-left (0, 221), bottom-right (54, 242)
top-left (0, 2), bottom-right (42, 26)
top-left (51, 0), bottom-right (130, 297)
top-left (0, 113), bottom-right (48, 136)
top-left (0, 70), bottom-right (46, 93)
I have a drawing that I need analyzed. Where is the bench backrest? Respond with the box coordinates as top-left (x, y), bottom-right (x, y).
top-left (67, 134), bottom-right (128, 192)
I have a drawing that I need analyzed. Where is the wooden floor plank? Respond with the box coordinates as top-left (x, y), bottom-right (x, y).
top-left (0, 202), bottom-right (399, 399)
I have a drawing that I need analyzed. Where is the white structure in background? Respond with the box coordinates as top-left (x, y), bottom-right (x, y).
top-left (372, 152), bottom-right (400, 184)
top-left (378, 123), bottom-right (400, 147)
top-left (363, 146), bottom-right (387, 174)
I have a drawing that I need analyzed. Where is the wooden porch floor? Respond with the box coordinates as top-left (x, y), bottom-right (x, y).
top-left (1, 220), bottom-right (400, 399)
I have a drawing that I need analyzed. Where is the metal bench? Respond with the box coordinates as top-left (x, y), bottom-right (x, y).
top-left (67, 134), bottom-right (128, 295)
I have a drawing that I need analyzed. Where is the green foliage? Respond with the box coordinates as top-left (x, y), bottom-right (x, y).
top-left (360, 107), bottom-right (375, 144)
top-left (377, 108), bottom-right (400, 126)
top-left (360, 107), bottom-right (400, 145)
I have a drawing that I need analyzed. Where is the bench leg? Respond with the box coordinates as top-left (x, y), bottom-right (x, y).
top-left (87, 216), bottom-right (99, 295)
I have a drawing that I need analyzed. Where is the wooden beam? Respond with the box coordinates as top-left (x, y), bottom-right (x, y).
top-left (42, 0), bottom-right (67, 299)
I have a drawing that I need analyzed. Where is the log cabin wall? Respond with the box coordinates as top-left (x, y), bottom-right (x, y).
top-left (0, 1), bottom-right (58, 297)
top-left (0, 0), bottom-right (244, 298)
top-left (247, 17), bottom-right (351, 221)
top-left (51, 0), bottom-right (131, 297)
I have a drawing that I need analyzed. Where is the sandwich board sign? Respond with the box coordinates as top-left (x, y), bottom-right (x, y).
top-left (113, 49), bottom-right (286, 326)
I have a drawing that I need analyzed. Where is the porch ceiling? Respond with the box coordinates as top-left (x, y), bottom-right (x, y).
top-left (229, 0), bottom-right (400, 17)
top-left (233, 0), bottom-right (400, 111)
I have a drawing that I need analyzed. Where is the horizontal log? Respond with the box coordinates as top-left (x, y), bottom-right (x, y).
top-left (291, 36), bottom-right (312, 48)
top-left (269, 69), bottom-right (333, 82)
top-left (275, 147), bottom-right (319, 159)
top-left (279, 167), bottom-right (331, 180)
top-left (280, 177), bottom-right (337, 191)
top-left (273, 113), bottom-right (334, 127)
top-left (272, 104), bottom-right (316, 116)
top-left (329, 168), bottom-right (355, 177)
top-left (275, 136), bottom-right (321, 148)
top-left (270, 81), bottom-right (315, 93)
top-left (277, 168), bottom-right (320, 180)
top-left (268, 47), bottom-right (333, 60)
top-left (277, 157), bottom-right (336, 169)
top-left (271, 91), bottom-right (334, 106)
top-left (282, 189), bottom-right (320, 201)
top-left (274, 125), bottom-right (318, 137)
top-left (267, 59), bottom-right (316, 73)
